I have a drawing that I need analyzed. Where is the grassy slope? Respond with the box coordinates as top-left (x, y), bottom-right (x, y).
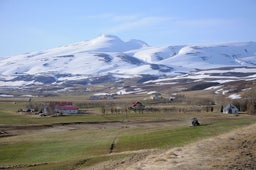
top-left (0, 101), bottom-right (256, 169)
top-left (116, 118), bottom-right (256, 151)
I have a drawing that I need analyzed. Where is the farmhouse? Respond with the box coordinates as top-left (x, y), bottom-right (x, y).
top-left (223, 104), bottom-right (239, 114)
top-left (130, 101), bottom-right (145, 110)
top-left (150, 92), bottom-right (163, 100)
top-left (51, 102), bottom-right (79, 115)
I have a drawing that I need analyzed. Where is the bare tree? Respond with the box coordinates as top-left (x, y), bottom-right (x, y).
top-left (244, 87), bottom-right (256, 115)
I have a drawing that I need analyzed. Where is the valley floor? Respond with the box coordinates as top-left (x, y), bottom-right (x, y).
top-left (93, 122), bottom-right (256, 170)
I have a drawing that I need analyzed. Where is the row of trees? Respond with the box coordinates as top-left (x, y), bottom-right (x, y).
top-left (244, 87), bottom-right (256, 114)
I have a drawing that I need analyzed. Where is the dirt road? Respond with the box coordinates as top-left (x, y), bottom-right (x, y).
top-left (110, 123), bottom-right (256, 170)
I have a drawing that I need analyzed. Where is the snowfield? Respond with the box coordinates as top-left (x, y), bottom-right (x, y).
top-left (0, 35), bottom-right (255, 87)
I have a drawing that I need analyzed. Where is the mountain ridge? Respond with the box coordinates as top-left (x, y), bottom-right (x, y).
top-left (0, 35), bottom-right (255, 87)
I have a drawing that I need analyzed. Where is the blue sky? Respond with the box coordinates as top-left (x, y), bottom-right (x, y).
top-left (0, 0), bottom-right (256, 58)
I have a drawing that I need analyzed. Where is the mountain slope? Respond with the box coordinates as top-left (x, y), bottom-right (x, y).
top-left (160, 42), bottom-right (256, 69)
top-left (0, 35), bottom-right (147, 75)
top-left (0, 35), bottom-right (255, 87)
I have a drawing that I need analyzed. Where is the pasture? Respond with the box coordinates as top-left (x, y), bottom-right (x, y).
top-left (0, 96), bottom-right (256, 169)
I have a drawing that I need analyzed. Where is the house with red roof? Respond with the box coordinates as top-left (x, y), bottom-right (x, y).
top-left (52, 102), bottom-right (79, 115)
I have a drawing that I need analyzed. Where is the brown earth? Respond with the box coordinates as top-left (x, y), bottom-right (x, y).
top-left (0, 119), bottom-right (188, 137)
top-left (92, 123), bottom-right (256, 170)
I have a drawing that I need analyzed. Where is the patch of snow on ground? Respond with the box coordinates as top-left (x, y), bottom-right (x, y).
top-left (233, 67), bottom-right (256, 73)
top-left (147, 91), bottom-right (158, 94)
top-left (215, 89), bottom-right (230, 95)
top-left (242, 88), bottom-right (251, 91)
top-left (208, 79), bottom-right (236, 84)
top-left (0, 81), bottom-right (36, 87)
top-left (205, 85), bottom-right (223, 90)
top-left (0, 94), bottom-right (14, 98)
top-left (21, 95), bottom-right (37, 97)
top-left (116, 88), bottom-right (145, 95)
top-left (156, 82), bottom-right (177, 85)
top-left (228, 94), bottom-right (241, 99)
top-left (143, 78), bottom-right (176, 84)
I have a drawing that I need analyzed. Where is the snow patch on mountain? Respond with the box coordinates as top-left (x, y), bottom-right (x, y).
top-left (132, 45), bottom-right (183, 63)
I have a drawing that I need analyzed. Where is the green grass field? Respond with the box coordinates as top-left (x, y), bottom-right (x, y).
top-left (1, 101), bottom-right (256, 169)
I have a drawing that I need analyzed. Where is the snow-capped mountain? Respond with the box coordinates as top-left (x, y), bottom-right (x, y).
top-left (159, 42), bottom-right (256, 69)
top-left (0, 35), bottom-right (255, 87)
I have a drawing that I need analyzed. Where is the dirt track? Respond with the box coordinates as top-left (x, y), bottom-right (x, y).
top-left (109, 123), bottom-right (256, 170)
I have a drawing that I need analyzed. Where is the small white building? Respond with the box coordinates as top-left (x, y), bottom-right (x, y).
top-left (150, 92), bottom-right (162, 100)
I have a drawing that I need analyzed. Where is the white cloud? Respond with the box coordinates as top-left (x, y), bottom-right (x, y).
top-left (107, 16), bottom-right (170, 33)
top-left (79, 13), bottom-right (171, 34)
top-left (111, 15), bottom-right (139, 22)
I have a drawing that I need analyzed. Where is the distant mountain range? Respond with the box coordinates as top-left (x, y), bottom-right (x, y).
top-left (0, 34), bottom-right (256, 87)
